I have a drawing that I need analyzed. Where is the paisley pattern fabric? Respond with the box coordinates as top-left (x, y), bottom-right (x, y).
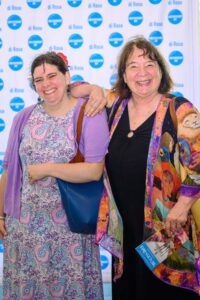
top-left (96, 170), bottom-right (123, 281)
top-left (3, 104), bottom-right (103, 300)
top-left (103, 94), bottom-right (200, 295)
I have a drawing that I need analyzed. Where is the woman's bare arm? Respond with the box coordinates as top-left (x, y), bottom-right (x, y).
top-left (27, 161), bottom-right (104, 184)
top-left (70, 83), bottom-right (107, 116)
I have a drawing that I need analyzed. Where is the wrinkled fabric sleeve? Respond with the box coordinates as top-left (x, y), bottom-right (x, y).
top-left (2, 113), bottom-right (24, 217)
top-left (176, 101), bottom-right (200, 198)
top-left (79, 109), bottom-right (109, 163)
top-left (3, 105), bottom-right (36, 218)
top-left (2, 114), bottom-right (20, 170)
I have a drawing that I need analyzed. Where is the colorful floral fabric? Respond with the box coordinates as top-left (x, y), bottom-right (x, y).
top-left (100, 94), bottom-right (200, 295)
top-left (96, 170), bottom-right (123, 280)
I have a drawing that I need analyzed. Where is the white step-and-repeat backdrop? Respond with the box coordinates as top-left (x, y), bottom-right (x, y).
top-left (0, 0), bottom-right (200, 284)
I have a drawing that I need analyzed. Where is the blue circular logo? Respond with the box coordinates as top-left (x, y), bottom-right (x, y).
top-left (89, 53), bottom-right (104, 69)
top-left (108, 0), bottom-right (122, 6)
top-left (148, 0), bottom-right (162, 4)
top-left (0, 38), bottom-right (2, 49)
top-left (48, 14), bottom-right (63, 29)
top-left (100, 255), bottom-right (109, 270)
top-left (168, 9), bottom-right (183, 25)
top-left (88, 12), bottom-right (103, 27)
top-left (28, 35), bottom-right (43, 50)
top-left (169, 51), bottom-right (183, 66)
top-left (67, 0), bottom-right (82, 7)
top-left (10, 97), bottom-right (25, 112)
top-left (68, 34), bottom-right (83, 49)
top-left (173, 91), bottom-right (183, 97)
top-left (149, 31), bottom-right (163, 46)
top-left (109, 32), bottom-right (123, 48)
top-left (0, 240), bottom-right (4, 252)
top-left (110, 73), bottom-right (117, 86)
top-left (26, 0), bottom-right (42, 9)
top-left (8, 56), bottom-right (23, 71)
top-left (129, 11), bottom-right (143, 26)
top-left (7, 15), bottom-right (22, 30)
top-left (0, 160), bottom-right (3, 175)
top-left (0, 119), bottom-right (5, 132)
top-left (0, 78), bottom-right (4, 91)
top-left (71, 74), bottom-right (84, 83)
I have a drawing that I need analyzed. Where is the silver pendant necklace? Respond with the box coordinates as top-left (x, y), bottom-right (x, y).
top-left (127, 130), bottom-right (135, 138)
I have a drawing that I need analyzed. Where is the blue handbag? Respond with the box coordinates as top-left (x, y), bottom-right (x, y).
top-left (57, 101), bottom-right (104, 234)
top-left (57, 178), bottom-right (103, 234)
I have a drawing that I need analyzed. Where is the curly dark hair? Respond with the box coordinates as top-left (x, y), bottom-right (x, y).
top-left (112, 36), bottom-right (174, 99)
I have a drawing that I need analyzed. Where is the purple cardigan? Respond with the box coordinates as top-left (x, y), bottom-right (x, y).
top-left (3, 99), bottom-right (109, 218)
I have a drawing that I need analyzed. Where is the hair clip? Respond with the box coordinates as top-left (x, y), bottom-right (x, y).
top-left (56, 52), bottom-right (69, 67)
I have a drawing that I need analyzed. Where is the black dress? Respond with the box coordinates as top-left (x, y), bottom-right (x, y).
top-left (105, 107), bottom-right (199, 300)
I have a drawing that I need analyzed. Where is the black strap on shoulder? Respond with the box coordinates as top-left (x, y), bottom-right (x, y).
top-left (108, 97), bottom-right (122, 130)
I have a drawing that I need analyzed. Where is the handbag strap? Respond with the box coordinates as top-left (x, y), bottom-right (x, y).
top-left (70, 101), bottom-right (87, 163)
top-left (108, 97), bottom-right (122, 130)
top-left (169, 96), bottom-right (177, 130)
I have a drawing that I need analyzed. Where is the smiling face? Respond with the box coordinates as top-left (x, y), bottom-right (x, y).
top-left (123, 47), bottom-right (162, 99)
top-left (33, 63), bottom-right (70, 106)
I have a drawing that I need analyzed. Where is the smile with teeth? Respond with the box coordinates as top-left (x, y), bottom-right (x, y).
top-left (137, 80), bottom-right (151, 85)
top-left (44, 88), bottom-right (56, 95)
